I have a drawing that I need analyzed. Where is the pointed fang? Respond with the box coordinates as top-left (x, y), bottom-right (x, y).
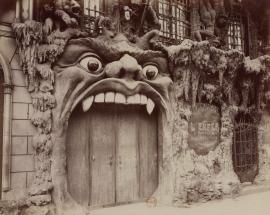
top-left (146, 98), bottom-right (155, 115)
top-left (82, 96), bottom-right (94, 112)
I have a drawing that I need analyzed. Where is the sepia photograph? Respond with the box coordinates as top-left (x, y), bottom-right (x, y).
top-left (0, 0), bottom-right (269, 214)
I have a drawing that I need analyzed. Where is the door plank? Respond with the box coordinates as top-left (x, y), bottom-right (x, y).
top-left (67, 104), bottom-right (159, 207)
top-left (66, 107), bottom-right (90, 206)
top-left (89, 104), bottom-right (116, 207)
top-left (116, 106), bottom-right (139, 203)
top-left (138, 108), bottom-right (158, 199)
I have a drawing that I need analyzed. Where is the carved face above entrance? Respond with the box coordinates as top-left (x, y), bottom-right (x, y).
top-left (10, 3), bottom-right (270, 213)
top-left (53, 34), bottom-right (173, 122)
top-left (51, 32), bottom-right (173, 210)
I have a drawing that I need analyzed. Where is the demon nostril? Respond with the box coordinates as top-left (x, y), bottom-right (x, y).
top-left (118, 68), bottom-right (140, 80)
top-left (119, 68), bottom-right (126, 79)
top-left (133, 69), bottom-right (141, 80)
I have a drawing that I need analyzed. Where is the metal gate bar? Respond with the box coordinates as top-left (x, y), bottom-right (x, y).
top-left (232, 120), bottom-right (258, 183)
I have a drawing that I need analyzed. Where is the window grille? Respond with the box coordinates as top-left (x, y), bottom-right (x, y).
top-left (158, 0), bottom-right (191, 45)
top-left (232, 114), bottom-right (258, 183)
top-left (227, 14), bottom-right (244, 52)
top-left (83, 0), bottom-right (106, 34)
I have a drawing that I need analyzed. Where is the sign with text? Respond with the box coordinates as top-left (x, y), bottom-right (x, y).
top-left (188, 103), bottom-right (220, 155)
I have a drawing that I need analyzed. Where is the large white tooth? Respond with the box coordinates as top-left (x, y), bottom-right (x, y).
top-left (146, 98), bottom-right (155, 115)
top-left (134, 94), bottom-right (140, 104)
top-left (94, 93), bottom-right (105, 103)
top-left (140, 95), bottom-right (148, 105)
top-left (105, 92), bottom-right (115, 103)
top-left (82, 96), bottom-right (94, 112)
top-left (127, 95), bottom-right (136, 104)
top-left (115, 93), bottom-right (126, 104)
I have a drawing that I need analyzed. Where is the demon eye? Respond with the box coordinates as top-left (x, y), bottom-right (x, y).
top-left (80, 56), bottom-right (103, 74)
top-left (142, 64), bottom-right (159, 80)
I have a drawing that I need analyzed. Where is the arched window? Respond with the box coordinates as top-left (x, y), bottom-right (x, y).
top-left (227, 14), bottom-right (245, 52)
top-left (157, 0), bottom-right (191, 45)
top-left (226, 1), bottom-right (246, 52)
top-left (0, 53), bottom-right (13, 198)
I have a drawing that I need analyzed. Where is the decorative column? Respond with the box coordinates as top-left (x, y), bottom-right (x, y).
top-left (1, 83), bottom-right (13, 193)
top-left (15, 0), bottom-right (34, 22)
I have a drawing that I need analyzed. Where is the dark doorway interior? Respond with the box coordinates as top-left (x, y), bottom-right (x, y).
top-left (232, 113), bottom-right (259, 183)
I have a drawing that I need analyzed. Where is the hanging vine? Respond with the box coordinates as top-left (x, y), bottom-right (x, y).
top-left (12, 0), bottom-right (87, 207)
top-left (165, 38), bottom-right (270, 115)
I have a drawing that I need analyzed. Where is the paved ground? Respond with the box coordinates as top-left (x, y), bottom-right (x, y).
top-left (91, 191), bottom-right (270, 215)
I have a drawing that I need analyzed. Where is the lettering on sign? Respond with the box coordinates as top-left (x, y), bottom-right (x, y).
top-left (188, 103), bottom-right (220, 155)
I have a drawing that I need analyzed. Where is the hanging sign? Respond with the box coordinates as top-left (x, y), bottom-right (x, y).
top-left (188, 103), bottom-right (220, 155)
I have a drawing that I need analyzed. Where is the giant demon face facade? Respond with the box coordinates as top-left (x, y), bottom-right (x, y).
top-left (49, 30), bottom-right (174, 214)
top-left (53, 33), bottom-right (173, 124)
top-left (12, 4), bottom-right (270, 213)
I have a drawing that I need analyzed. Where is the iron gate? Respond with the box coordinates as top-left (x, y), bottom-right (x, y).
top-left (232, 115), bottom-right (259, 183)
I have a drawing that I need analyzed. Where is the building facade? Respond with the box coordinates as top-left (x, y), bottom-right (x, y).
top-left (0, 0), bottom-right (270, 214)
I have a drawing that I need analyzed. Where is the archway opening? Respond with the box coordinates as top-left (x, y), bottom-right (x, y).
top-left (66, 103), bottom-right (159, 208)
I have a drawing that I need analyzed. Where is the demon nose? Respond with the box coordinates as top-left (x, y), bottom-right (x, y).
top-left (104, 54), bottom-right (142, 81)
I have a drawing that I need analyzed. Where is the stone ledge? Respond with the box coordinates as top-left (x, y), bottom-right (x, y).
top-left (12, 68), bottom-right (27, 86)
top-left (12, 136), bottom-right (28, 155)
top-left (10, 172), bottom-right (27, 189)
top-left (13, 103), bottom-right (28, 120)
top-left (12, 120), bottom-right (36, 136)
top-left (13, 86), bottom-right (31, 103)
top-left (11, 155), bottom-right (34, 172)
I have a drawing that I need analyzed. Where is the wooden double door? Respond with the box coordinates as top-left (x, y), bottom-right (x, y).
top-left (67, 104), bottom-right (158, 207)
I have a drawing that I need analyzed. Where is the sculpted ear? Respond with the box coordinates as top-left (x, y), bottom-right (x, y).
top-left (136, 30), bottom-right (160, 50)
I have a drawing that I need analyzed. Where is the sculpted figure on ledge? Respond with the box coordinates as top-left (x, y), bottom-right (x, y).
top-left (192, 0), bottom-right (229, 48)
top-left (193, 0), bottom-right (217, 42)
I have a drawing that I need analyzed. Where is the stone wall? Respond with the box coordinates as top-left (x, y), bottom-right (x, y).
top-left (255, 111), bottom-right (270, 182)
top-left (172, 101), bottom-right (240, 205)
top-left (0, 33), bottom-right (35, 199)
top-left (11, 81), bottom-right (35, 193)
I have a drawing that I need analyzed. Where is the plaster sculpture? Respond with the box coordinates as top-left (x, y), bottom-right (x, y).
top-left (191, 0), bottom-right (230, 48)
top-left (192, 0), bottom-right (217, 42)
top-left (3, 1), bottom-right (269, 214)
top-left (12, 2), bottom-right (174, 213)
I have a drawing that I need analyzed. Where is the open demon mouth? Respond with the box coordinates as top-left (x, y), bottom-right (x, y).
top-left (66, 81), bottom-right (161, 207)
top-left (62, 72), bottom-right (170, 208)
top-left (81, 92), bottom-right (156, 114)
top-left (68, 78), bottom-right (169, 119)
top-left (51, 39), bottom-right (173, 209)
